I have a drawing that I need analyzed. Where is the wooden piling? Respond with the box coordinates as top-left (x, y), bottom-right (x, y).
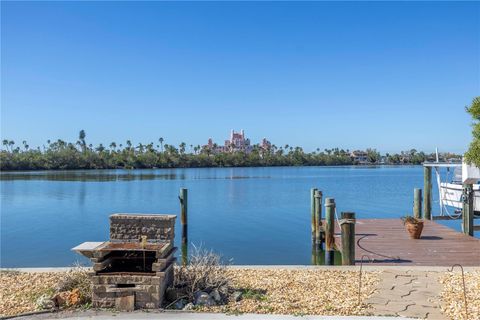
top-left (314, 190), bottom-right (323, 248)
top-left (423, 167), bottom-right (432, 220)
top-left (179, 188), bottom-right (188, 265)
top-left (413, 188), bottom-right (422, 219)
top-left (179, 188), bottom-right (188, 245)
top-left (462, 184), bottom-right (474, 236)
top-left (340, 212), bottom-right (356, 265)
top-left (311, 188), bottom-right (318, 241)
top-left (325, 198), bottom-right (335, 265)
top-left (181, 243), bottom-right (188, 266)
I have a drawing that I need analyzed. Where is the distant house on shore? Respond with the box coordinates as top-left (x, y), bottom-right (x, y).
top-left (350, 150), bottom-right (369, 164)
top-left (204, 129), bottom-right (271, 154)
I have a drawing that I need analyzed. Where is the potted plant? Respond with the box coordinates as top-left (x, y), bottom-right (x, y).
top-left (402, 215), bottom-right (424, 239)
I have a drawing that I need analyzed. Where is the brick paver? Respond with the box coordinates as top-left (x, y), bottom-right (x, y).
top-left (366, 270), bottom-right (447, 319)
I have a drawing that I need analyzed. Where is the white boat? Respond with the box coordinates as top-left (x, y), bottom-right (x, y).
top-left (425, 160), bottom-right (480, 217)
top-left (439, 182), bottom-right (480, 211)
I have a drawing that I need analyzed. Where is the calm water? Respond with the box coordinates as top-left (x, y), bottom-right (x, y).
top-left (0, 166), bottom-right (474, 267)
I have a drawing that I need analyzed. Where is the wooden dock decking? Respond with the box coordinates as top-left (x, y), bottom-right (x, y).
top-left (333, 219), bottom-right (480, 266)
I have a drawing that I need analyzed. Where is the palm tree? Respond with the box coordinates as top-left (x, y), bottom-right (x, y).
top-left (159, 137), bottom-right (164, 152)
top-left (110, 142), bottom-right (117, 151)
top-left (78, 130), bottom-right (86, 152)
top-left (179, 142), bottom-right (186, 155)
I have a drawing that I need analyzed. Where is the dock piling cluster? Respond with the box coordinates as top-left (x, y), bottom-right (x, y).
top-left (310, 190), bottom-right (356, 266)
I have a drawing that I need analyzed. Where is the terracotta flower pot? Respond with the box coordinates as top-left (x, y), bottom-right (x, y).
top-left (405, 220), bottom-right (424, 239)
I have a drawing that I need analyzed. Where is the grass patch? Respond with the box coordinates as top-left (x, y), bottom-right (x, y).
top-left (242, 288), bottom-right (267, 301)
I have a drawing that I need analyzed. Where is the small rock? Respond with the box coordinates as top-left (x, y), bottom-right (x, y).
top-left (67, 288), bottom-right (81, 306)
top-left (218, 285), bottom-right (229, 296)
top-left (210, 289), bottom-right (222, 303)
top-left (36, 294), bottom-right (54, 309)
top-left (52, 291), bottom-right (70, 307)
top-left (232, 291), bottom-right (243, 302)
top-left (174, 299), bottom-right (186, 310)
top-left (194, 291), bottom-right (215, 306)
top-left (183, 302), bottom-right (195, 311)
top-left (145, 302), bottom-right (155, 309)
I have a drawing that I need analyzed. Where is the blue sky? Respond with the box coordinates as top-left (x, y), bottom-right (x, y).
top-left (1, 1), bottom-right (479, 154)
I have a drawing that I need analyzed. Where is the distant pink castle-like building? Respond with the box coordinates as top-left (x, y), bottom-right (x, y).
top-left (205, 129), bottom-right (271, 154)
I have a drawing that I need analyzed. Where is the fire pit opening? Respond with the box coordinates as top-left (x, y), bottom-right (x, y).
top-left (117, 284), bottom-right (136, 288)
top-left (98, 251), bottom-right (157, 274)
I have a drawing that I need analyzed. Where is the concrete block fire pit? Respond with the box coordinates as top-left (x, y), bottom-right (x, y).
top-left (72, 213), bottom-right (177, 311)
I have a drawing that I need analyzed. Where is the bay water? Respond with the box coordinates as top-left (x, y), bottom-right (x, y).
top-left (1, 166), bottom-right (472, 267)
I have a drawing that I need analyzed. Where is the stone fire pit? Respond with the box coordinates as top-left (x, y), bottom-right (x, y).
top-left (72, 213), bottom-right (177, 311)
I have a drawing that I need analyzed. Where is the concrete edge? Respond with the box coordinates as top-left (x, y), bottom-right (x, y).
top-left (2, 265), bottom-right (479, 273)
top-left (230, 265), bottom-right (480, 271)
top-left (0, 267), bottom-right (74, 273)
top-left (4, 310), bottom-right (415, 320)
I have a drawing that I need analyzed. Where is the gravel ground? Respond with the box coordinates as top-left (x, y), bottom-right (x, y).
top-left (439, 270), bottom-right (480, 320)
top-left (0, 271), bottom-right (63, 317)
top-left (200, 269), bottom-right (380, 316)
top-left (1, 269), bottom-right (379, 318)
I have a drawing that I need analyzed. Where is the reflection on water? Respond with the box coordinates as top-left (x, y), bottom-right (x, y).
top-left (0, 171), bottom-right (183, 182)
top-left (0, 170), bottom-right (271, 182)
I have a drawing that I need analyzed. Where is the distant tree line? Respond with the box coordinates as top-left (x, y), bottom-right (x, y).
top-left (0, 131), bottom-right (461, 171)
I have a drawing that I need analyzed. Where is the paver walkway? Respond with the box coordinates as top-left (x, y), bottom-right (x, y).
top-left (366, 270), bottom-right (446, 319)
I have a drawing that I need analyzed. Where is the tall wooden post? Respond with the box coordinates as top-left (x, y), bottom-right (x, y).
top-left (423, 167), bottom-right (432, 220)
top-left (179, 188), bottom-right (188, 265)
top-left (413, 188), bottom-right (422, 219)
top-left (314, 190), bottom-right (323, 248)
top-left (325, 198), bottom-right (335, 265)
top-left (462, 184), bottom-right (474, 236)
top-left (340, 212), bottom-right (356, 265)
top-left (311, 188), bottom-right (318, 241)
top-left (311, 244), bottom-right (317, 265)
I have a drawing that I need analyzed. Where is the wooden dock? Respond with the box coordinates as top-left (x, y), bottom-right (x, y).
top-left (333, 219), bottom-right (480, 266)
